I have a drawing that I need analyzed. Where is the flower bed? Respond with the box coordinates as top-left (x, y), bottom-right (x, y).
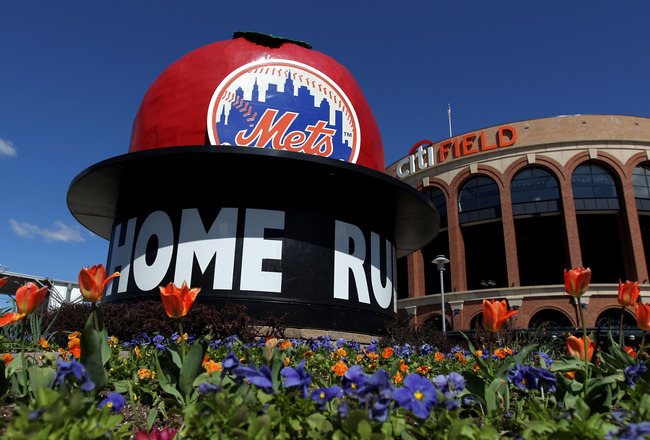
top-left (0, 268), bottom-right (648, 439)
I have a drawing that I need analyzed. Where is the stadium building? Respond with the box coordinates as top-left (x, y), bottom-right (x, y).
top-left (389, 114), bottom-right (650, 336)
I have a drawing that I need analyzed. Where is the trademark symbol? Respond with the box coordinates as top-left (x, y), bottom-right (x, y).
top-left (344, 131), bottom-right (352, 138)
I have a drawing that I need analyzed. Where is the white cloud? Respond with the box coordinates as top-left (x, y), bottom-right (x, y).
top-left (0, 138), bottom-right (17, 158)
top-left (9, 219), bottom-right (86, 243)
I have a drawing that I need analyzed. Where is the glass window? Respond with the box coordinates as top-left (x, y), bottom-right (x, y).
top-left (511, 167), bottom-right (560, 215)
top-left (458, 176), bottom-right (501, 223)
top-left (424, 188), bottom-right (448, 229)
top-left (633, 165), bottom-right (650, 212)
top-left (571, 163), bottom-right (619, 211)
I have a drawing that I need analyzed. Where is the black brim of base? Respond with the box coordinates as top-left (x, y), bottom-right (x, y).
top-left (67, 145), bottom-right (439, 258)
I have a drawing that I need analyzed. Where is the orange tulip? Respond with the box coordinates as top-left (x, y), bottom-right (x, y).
top-left (159, 281), bottom-right (200, 319)
top-left (0, 277), bottom-right (7, 289)
top-left (566, 335), bottom-right (595, 361)
top-left (79, 264), bottom-right (120, 303)
top-left (0, 282), bottom-right (48, 327)
top-left (618, 280), bottom-right (640, 308)
top-left (564, 267), bottom-right (591, 298)
top-left (636, 302), bottom-right (650, 331)
top-left (482, 299), bottom-right (519, 332)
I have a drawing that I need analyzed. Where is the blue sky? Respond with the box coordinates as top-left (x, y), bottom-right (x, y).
top-left (1, 1), bottom-right (649, 283)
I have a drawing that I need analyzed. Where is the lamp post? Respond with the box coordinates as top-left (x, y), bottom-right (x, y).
top-left (432, 255), bottom-right (450, 334)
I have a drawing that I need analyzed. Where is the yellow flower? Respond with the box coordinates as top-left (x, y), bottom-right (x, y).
top-left (134, 346), bottom-right (142, 358)
top-left (368, 362), bottom-right (379, 371)
top-left (330, 348), bottom-right (347, 359)
top-left (138, 368), bottom-right (155, 380)
top-left (109, 336), bottom-right (119, 349)
top-left (364, 350), bottom-right (379, 361)
top-left (303, 350), bottom-right (314, 359)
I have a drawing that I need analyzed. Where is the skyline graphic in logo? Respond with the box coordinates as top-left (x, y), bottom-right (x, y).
top-left (207, 59), bottom-right (360, 163)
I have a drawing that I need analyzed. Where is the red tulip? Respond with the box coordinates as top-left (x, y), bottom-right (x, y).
top-left (79, 264), bottom-right (120, 303)
top-left (0, 277), bottom-right (7, 289)
top-left (636, 302), bottom-right (650, 331)
top-left (482, 299), bottom-right (519, 332)
top-left (566, 335), bottom-right (595, 362)
top-left (564, 267), bottom-right (591, 298)
top-left (0, 282), bottom-right (48, 327)
top-left (159, 281), bottom-right (200, 319)
top-left (618, 279), bottom-right (640, 308)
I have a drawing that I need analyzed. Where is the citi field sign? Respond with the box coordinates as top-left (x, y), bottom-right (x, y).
top-left (396, 125), bottom-right (518, 178)
top-left (67, 33), bottom-right (438, 334)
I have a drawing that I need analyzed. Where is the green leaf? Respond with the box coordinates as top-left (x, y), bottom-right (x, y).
top-left (27, 365), bottom-right (54, 393)
top-left (146, 408), bottom-right (159, 431)
top-left (93, 308), bottom-right (112, 366)
top-left (153, 351), bottom-right (184, 406)
top-left (179, 340), bottom-right (207, 399)
top-left (79, 319), bottom-right (107, 391)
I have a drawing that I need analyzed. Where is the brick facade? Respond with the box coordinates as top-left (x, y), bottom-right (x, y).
top-left (391, 115), bottom-right (650, 331)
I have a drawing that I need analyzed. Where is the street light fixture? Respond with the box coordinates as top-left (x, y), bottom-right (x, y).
top-left (432, 255), bottom-right (450, 334)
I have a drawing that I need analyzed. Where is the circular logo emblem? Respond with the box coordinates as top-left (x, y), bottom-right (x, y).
top-left (207, 59), bottom-right (361, 163)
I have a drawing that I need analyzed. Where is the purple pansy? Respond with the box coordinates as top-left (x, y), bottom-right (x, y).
top-left (281, 359), bottom-right (311, 398)
top-left (392, 373), bottom-right (438, 419)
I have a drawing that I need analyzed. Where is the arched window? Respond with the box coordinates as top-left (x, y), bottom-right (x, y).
top-left (571, 162), bottom-right (626, 282)
top-left (511, 167), bottom-right (561, 215)
top-left (595, 308), bottom-right (637, 329)
top-left (572, 163), bottom-right (620, 210)
top-left (633, 164), bottom-right (650, 212)
top-left (458, 176), bottom-right (501, 224)
top-left (529, 309), bottom-right (573, 329)
top-left (512, 167), bottom-right (566, 285)
top-left (424, 187), bottom-right (448, 229)
top-left (634, 164), bottom-right (650, 279)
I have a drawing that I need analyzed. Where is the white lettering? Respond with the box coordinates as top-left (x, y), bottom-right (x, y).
top-left (240, 208), bottom-right (285, 293)
top-left (133, 211), bottom-right (174, 291)
top-left (333, 220), bottom-right (370, 304)
top-left (370, 232), bottom-right (393, 309)
top-left (415, 147), bottom-right (427, 170)
top-left (108, 217), bottom-right (137, 295)
top-left (396, 157), bottom-right (411, 178)
top-left (175, 208), bottom-right (238, 289)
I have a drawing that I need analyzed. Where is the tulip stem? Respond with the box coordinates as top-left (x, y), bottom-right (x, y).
top-left (20, 319), bottom-right (27, 395)
top-left (92, 303), bottom-right (100, 334)
top-left (488, 338), bottom-right (494, 377)
top-left (577, 298), bottom-right (590, 397)
top-left (178, 321), bottom-right (185, 362)
top-left (619, 307), bottom-right (625, 347)
top-left (641, 330), bottom-right (647, 357)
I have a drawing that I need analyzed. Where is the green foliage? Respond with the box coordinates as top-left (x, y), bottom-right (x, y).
top-left (6, 387), bottom-right (130, 440)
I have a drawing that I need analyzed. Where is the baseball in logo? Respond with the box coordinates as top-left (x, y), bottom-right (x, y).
top-left (207, 59), bottom-right (361, 163)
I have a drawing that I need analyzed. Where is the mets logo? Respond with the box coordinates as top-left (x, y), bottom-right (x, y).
top-left (207, 59), bottom-right (361, 163)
